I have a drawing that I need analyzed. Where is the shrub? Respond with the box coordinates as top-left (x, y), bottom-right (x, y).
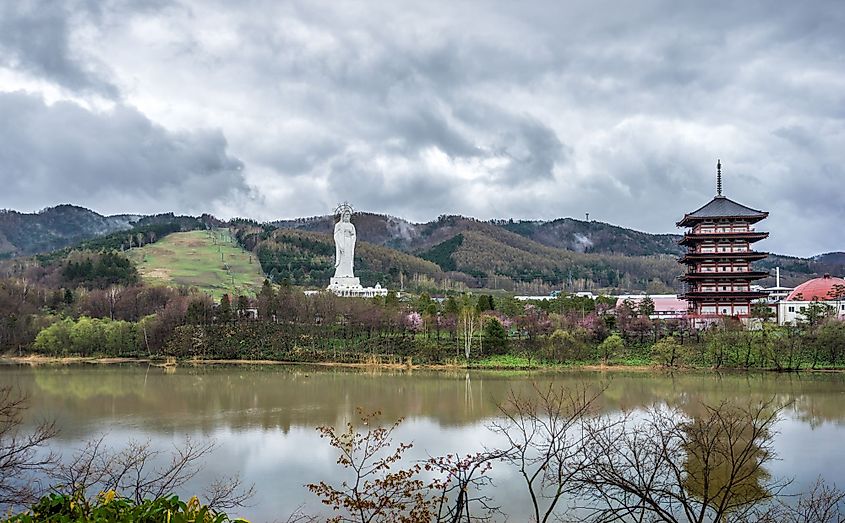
top-left (7, 492), bottom-right (247, 523)
top-left (652, 336), bottom-right (683, 367)
top-left (597, 333), bottom-right (624, 363)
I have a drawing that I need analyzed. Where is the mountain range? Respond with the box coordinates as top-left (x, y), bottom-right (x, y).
top-left (2, 205), bottom-right (843, 293)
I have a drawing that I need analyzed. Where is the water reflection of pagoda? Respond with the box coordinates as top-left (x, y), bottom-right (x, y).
top-left (677, 161), bottom-right (769, 324)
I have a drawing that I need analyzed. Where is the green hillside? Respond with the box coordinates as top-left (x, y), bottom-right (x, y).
top-left (126, 229), bottom-right (265, 298)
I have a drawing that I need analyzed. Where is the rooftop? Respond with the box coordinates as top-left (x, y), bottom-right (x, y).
top-left (786, 274), bottom-right (845, 302)
top-left (677, 196), bottom-right (768, 227)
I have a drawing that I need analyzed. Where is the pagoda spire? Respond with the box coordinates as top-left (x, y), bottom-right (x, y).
top-left (716, 159), bottom-right (722, 196)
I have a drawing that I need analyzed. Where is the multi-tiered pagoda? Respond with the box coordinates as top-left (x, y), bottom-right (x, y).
top-left (677, 161), bottom-right (769, 322)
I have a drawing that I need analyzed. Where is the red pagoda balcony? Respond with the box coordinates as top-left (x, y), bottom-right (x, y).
top-left (681, 290), bottom-right (768, 300)
top-left (680, 270), bottom-right (769, 281)
top-left (679, 251), bottom-right (768, 262)
top-left (679, 231), bottom-right (768, 246)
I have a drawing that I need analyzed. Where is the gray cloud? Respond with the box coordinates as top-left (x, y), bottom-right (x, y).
top-left (0, 1), bottom-right (117, 97)
top-left (0, 91), bottom-right (252, 215)
top-left (1, 0), bottom-right (844, 256)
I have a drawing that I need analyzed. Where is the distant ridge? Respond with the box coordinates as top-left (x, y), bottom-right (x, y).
top-left (0, 205), bottom-right (139, 257)
top-left (274, 213), bottom-right (683, 256)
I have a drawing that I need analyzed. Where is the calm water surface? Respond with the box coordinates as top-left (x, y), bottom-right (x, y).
top-left (2, 364), bottom-right (845, 521)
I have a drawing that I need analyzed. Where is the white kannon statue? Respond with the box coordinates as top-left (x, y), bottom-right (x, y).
top-left (333, 204), bottom-right (356, 279)
top-left (327, 203), bottom-right (387, 297)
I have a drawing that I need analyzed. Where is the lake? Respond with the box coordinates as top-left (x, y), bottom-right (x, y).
top-left (2, 364), bottom-right (845, 521)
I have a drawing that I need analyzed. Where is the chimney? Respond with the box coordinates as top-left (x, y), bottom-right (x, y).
top-left (776, 267), bottom-right (780, 288)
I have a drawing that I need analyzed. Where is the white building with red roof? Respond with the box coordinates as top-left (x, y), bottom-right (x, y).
top-left (776, 274), bottom-right (845, 325)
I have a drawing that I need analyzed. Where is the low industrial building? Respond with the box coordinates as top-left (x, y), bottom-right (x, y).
top-left (615, 295), bottom-right (689, 320)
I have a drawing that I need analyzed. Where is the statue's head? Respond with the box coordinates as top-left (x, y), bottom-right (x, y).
top-left (335, 202), bottom-right (354, 223)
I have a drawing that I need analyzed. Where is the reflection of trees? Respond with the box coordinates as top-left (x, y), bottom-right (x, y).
top-left (680, 401), bottom-right (779, 516)
top-left (583, 400), bottom-right (786, 523)
top-left (3, 365), bottom-right (845, 439)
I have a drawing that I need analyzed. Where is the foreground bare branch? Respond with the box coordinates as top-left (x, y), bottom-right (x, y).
top-left (52, 435), bottom-right (254, 511)
top-left (579, 398), bottom-right (789, 523)
top-left (307, 409), bottom-right (432, 523)
top-left (427, 450), bottom-right (506, 523)
top-left (0, 386), bottom-right (58, 509)
top-left (760, 478), bottom-right (845, 523)
top-left (489, 383), bottom-right (605, 523)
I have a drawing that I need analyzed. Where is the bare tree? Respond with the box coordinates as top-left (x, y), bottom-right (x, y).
top-left (579, 399), bottom-right (789, 523)
top-left (489, 383), bottom-right (605, 523)
top-left (308, 409), bottom-right (504, 523)
top-left (51, 435), bottom-right (254, 511)
top-left (204, 474), bottom-right (256, 511)
top-left (427, 450), bottom-right (505, 523)
top-left (459, 306), bottom-right (478, 362)
top-left (307, 409), bottom-right (432, 523)
top-left (761, 478), bottom-right (845, 523)
top-left (0, 386), bottom-right (58, 509)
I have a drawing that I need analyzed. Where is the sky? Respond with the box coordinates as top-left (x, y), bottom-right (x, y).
top-left (0, 0), bottom-right (843, 258)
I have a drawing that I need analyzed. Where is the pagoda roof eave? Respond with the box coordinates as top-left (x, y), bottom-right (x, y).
top-left (677, 213), bottom-right (768, 227)
top-left (676, 195), bottom-right (768, 227)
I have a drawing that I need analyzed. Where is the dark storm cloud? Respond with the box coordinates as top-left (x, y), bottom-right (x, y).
top-left (0, 0), bottom-right (119, 97)
top-left (0, 91), bottom-right (252, 215)
top-left (1, 0), bottom-right (844, 256)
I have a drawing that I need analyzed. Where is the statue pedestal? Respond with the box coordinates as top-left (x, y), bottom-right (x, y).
top-left (327, 277), bottom-right (388, 298)
top-left (328, 276), bottom-right (361, 289)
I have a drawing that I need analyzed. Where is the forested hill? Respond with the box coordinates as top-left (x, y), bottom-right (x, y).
top-left (498, 218), bottom-right (683, 256)
top-left (273, 213), bottom-right (683, 256)
top-left (0, 205), bottom-right (139, 258)
top-left (245, 217), bottom-right (686, 294)
top-left (2, 205), bottom-right (843, 293)
top-left (268, 213), bottom-right (843, 291)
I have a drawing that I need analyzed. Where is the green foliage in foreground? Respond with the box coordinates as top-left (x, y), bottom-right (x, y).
top-left (5, 492), bottom-right (247, 523)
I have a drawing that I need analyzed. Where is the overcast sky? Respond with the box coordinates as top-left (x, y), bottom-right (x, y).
top-left (1, 0), bottom-right (843, 257)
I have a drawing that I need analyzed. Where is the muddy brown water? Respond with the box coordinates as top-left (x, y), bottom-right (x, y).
top-left (2, 363), bottom-right (844, 521)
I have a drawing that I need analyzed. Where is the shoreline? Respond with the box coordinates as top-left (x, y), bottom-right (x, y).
top-left (2, 355), bottom-right (843, 373)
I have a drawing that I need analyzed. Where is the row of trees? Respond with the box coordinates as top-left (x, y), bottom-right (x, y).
top-left (12, 270), bottom-right (845, 369)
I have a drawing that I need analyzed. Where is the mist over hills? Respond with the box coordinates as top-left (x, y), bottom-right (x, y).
top-left (2, 205), bottom-right (843, 293)
top-left (274, 214), bottom-right (684, 256)
top-left (0, 205), bottom-right (138, 257)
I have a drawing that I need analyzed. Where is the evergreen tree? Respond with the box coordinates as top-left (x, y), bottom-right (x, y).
top-left (186, 299), bottom-right (210, 325)
top-left (417, 293), bottom-right (433, 313)
top-left (638, 296), bottom-right (655, 317)
top-left (257, 279), bottom-right (276, 319)
top-left (476, 295), bottom-right (494, 312)
top-left (219, 294), bottom-right (232, 323)
top-left (483, 317), bottom-right (508, 354)
top-left (444, 295), bottom-right (460, 316)
top-left (237, 295), bottom-right (250, 318)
